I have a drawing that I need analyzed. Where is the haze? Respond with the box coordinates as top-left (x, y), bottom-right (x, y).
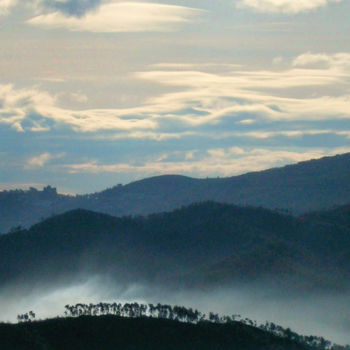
top-left (1, 275), bottom-right (350, 344)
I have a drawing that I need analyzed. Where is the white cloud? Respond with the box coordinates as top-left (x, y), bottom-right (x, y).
top-left (27, 153), bottom-right (52, 168)
top-left (293, 53), bottom-right (333, 68)
top-left (2, 52), bottom-right (350, 138)
top-left (95, 131), bottom-right (196, 141)
top-left (214, 129), bottom-right (350, 140)
top-left (134, 53), bottom-right (350, 125)
top-left (26, 152), bottom-right (65, 168)
top-left (28, 2), bottom-right (202, 33)
top-left (0, 0), bottom-right (17, 16)
top-left (0, 84), bottom-right (55, 133)
top-left (0, 83), bottom-right (157, 133)
top-left (237, 119), bottom-right (255, 125)
top-left (293, 52), bottom-right (350, 69)
top-left (151, 63), bottom-right (242, 70)
top-left (237, 0), bottom-right (343, 14)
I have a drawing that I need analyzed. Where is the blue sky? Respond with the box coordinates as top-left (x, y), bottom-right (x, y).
top-left (1, 0), bottom-right (350, 193)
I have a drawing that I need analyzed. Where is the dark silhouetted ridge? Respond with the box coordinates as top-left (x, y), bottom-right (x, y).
top-left (1, 201), bottom-right (349, 291)
top-left (0, 314), bottom-right (326, 350)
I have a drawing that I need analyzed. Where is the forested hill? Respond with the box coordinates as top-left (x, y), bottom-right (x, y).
top-left (0, 305), bottom-right (341, 350)
top-left (0, 316), bottom-right (313, 350)
top-left (1, 152), bottom-right (350, 233)
top-left (1, 202), bottom-right (349, 291)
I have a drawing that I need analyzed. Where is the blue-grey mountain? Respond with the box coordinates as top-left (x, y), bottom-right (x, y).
top-left (1, 152), bottom-right (350, 233)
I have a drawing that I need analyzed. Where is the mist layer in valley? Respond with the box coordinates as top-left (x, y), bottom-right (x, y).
top-left (1, 275), bottom-right (350, 345)
top-left (1, 201), bottom-right (350, 345)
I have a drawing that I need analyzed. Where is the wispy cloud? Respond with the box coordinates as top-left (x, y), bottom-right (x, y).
top-left (1, 52), bottom-right (350, 138)
top-left (28, 2), bottom-right (202, 33)
top-left (212, 129), bottom-right (350, 140)
top-left (236, 0), bottom-right (343, 14)
top-left (63, 147), bottom-right (350, 177)
top-left (0, 84), bottom-right (54, 133)
top-left (26, 152), bottom-right (65, 168)
top-left (0, 84), bottom-right (157, 132)
top-left (293, 52), bottom-right (350, 69)
top-left (135, 53), bottom-right (350, 126)
top-left (151, 63), bottom-right (243, 70)
top-left (94, 131), bottom-right (196, 141)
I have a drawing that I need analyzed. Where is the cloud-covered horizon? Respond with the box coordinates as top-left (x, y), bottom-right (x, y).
top-left (2, 51), bottom-right (350, 189)
top-left (1, 0), bottom-right (350, 193)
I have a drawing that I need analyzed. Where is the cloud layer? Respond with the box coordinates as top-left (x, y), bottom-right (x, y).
top-left (1, 52), bottom-right (350, 135)
top-left (0, 83), bottom-right (157, 132)
top-left (63, 147), bottom-right (350, 178)
top-left (28, 2), bottom-right (201, 33)
top-left (134, 52), bottom-right (350, 128)
top-left (2, 52), bottom-right (350, 185)
top-left (0, 0), bottom-right (346, 21)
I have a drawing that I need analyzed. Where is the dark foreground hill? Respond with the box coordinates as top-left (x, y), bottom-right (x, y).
top-left (0, 314), bottom-right (333, 350)
top-left (1, 152), bottom-right (350, 233)
top-left (1, 202), bottom-right (349, 291)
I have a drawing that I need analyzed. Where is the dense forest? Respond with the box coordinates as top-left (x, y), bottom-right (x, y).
top-left (1, 201), bottom-right (349, 291)
top-left (2, 302), bottom-right (348, 350)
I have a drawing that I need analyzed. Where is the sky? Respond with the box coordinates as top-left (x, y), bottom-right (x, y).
top-left (1, 0), bottom-right (350, 193)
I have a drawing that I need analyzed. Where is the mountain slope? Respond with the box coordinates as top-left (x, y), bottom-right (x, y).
top-left (1, 152), bottom-right (350, 233)
top-left (1, 202), bottom-right (349, 291)
top-left (0, 314), bottom-right (319, 350)
top-left (86, 152), bottom-right (350, 217)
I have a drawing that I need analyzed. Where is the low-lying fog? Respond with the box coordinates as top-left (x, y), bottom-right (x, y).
top-left (1, 275), bottom-right (349, 345)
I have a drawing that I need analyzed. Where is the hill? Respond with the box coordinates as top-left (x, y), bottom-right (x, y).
top-left (1, 202), bottom-right (349, 291)
top-left (1, 152), bottom-right (350, 233)
top-left (0, 312), bottom-right (335, 350)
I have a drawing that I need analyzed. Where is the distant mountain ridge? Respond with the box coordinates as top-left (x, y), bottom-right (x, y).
top-left (1, 152), bottom-right (350, 233)
top-left (1, 201), bottom-right (349, 291)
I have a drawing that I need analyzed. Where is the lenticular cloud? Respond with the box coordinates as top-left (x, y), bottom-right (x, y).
top-left (28, 2), bottom-right (201, 33)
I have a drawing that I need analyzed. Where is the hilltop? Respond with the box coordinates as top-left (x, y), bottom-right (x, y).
top-left (1, 152), bottom-right (350, 233)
